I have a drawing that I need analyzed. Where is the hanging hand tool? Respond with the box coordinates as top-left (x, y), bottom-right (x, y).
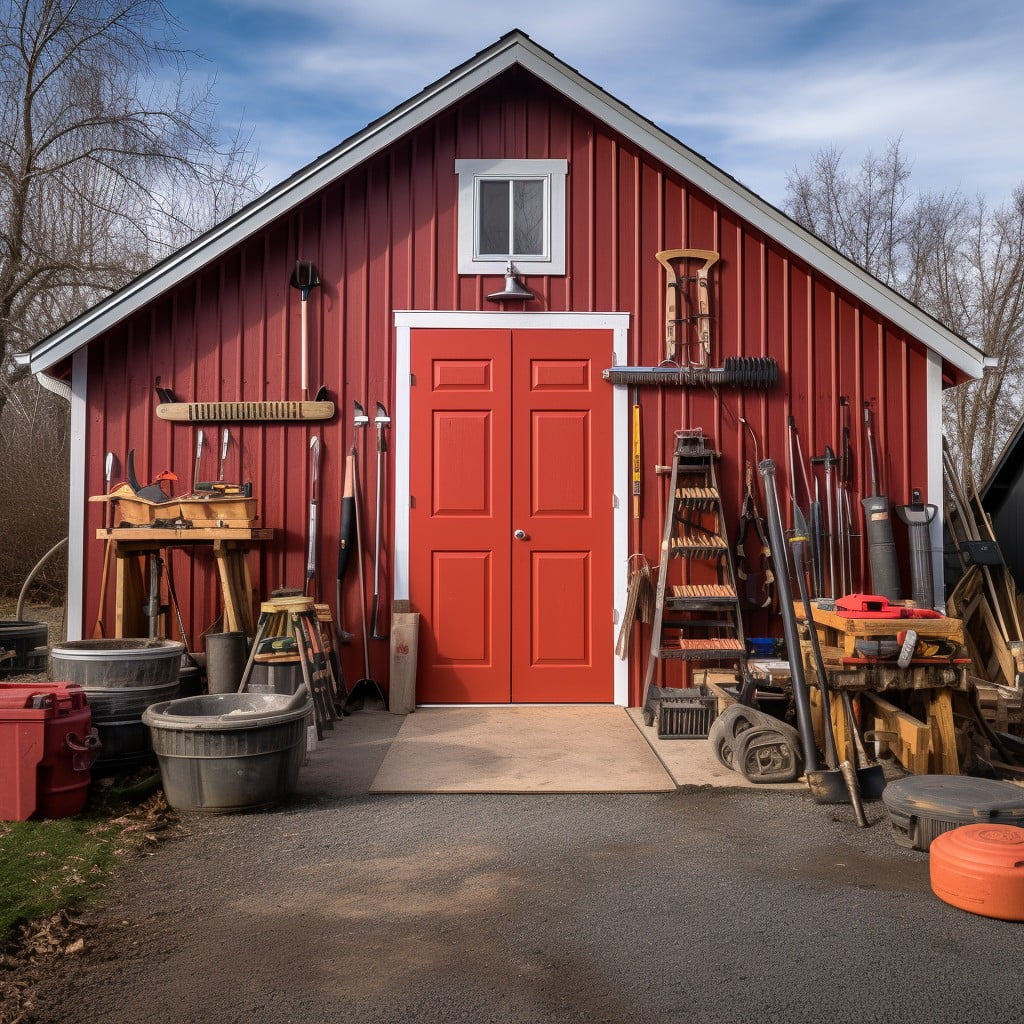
top-left (335, 449), bottom-right (355, 643)
top-left (217, 428), bottom-right (230, 482)
top-left (92, 453), bottom-right (116, 638)
top-left (631, 389), bottom-right (641, 522)
top-left (125, 449), bottom-right (176, 502)
top-left (811, 445), bottom-right (838, 599)
top-left (371, 402), bottom-right (390, 640)
top-left (837, 397), bottom-right (855, 594)
top-left (344, 441), bottom-right (388, 712)
top-left (290, 260), bottom-right (320, 398)
top-left (787, 417), bottom-right (822, 597)
top-left (305, 436), bottom-right (321, 600)
top-left (862, 401), bottom-right (901, 601)
top-left (192, 429), bottom-right (205, 494)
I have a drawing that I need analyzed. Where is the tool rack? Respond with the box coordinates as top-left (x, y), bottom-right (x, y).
top-left (96, 526), bottom-right (272, 639)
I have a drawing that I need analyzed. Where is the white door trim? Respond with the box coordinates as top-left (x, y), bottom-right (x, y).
top-left (393, 311), bottom-right (631, 706)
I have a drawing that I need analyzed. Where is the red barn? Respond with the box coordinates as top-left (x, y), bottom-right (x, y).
top-left (23, 31), bottom-right (988, 707)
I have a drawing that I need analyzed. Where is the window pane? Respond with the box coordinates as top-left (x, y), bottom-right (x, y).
top-left (479, 179), bottom-right (510, 256)
top-left (512, 179), bottom-right (544, 256)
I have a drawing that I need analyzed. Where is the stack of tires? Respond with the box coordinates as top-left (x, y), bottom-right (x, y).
top-left (708, 704), bottom-right (804, 783)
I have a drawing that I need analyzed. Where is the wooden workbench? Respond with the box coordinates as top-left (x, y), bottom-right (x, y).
top-left (800, 600), bottom-right (969, 776)
top-left (96, 527), bottom-right (273, 639)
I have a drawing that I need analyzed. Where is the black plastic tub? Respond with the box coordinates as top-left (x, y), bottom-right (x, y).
top-left (881, 775), bottom-right (1024, 851)
top-left (142, 688), bottom-right (312, 813)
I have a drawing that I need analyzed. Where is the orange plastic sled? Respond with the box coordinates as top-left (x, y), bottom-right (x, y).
top-left (930, 824), bottom-right (1024, 921)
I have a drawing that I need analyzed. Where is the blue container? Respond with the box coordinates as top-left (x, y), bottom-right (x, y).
top-left (747, 637), bottom-right (779, 658)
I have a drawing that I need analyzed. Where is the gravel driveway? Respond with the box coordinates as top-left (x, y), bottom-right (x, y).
top-left (22, 710), bottom-right (1024, 1024)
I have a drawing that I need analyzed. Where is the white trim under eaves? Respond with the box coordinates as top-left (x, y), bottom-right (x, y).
top-left (393, 310), bottom-right (630, 707)
top-left (67, 349), bottom-right (87, 640)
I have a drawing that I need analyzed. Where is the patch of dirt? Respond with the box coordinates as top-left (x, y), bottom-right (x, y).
top-left (0, 792), bottom-right (182, 1024)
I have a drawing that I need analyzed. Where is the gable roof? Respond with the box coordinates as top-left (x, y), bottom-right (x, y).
top-left (25, 29), bottom-right (989, 380)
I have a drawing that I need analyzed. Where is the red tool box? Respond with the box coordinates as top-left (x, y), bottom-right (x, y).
top-left (0, 682), bottom-right (101, 821)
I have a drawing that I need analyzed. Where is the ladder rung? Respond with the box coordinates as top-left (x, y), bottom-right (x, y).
top-left (671, 534), bottom-right (727, 552)
top-left (675, 487), bottom-right (719, 502)
top-left (679, 638), bottom-right (745, 652)
top-left (671, 584), bottom-right (736, 600)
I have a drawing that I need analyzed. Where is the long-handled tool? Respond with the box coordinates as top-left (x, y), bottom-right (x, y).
top-left (192, 429), bottom-right (205, 494)
top-left (335, 449), bottom-right (356, 643)
top-left (839, 689), bottom-right (886, 798)
top-left (371, 401), bottom-right (390, 640)
top-left (862, 401), bottom-right (901, 600)
top-left (305, 436), bottom-right (321, 599)
top-left (791, 506), bottom-right (868, 825)
top-left (92, 452), bottom-right (116, 638)
top-left (344, 440), bottom-right (388, 712)
top-left (759, 459), bottom-right (851, 807)
top-left (217, 428), bottom-right (230, 482)
top-left (290, 260), bottom-right (320, 398)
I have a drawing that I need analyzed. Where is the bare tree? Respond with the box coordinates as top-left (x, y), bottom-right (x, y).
top-left (0, 0), bottom-right (260, 598)
top-left (0, 0), bottom-right (261, 420)
top-left (785, 142), bottom-right (1024, 482)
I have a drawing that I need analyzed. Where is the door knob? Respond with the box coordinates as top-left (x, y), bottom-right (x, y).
top-left (513, 529), bottom-right (527, 540)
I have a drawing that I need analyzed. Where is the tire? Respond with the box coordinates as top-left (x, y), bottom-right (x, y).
top-left (734, 723), bottom-right (804, 783)
top-left (707, 704), bottom-right (778, 770)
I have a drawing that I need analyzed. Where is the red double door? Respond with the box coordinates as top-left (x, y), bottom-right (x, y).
top-left (409, 328), bottom-right (614, 703)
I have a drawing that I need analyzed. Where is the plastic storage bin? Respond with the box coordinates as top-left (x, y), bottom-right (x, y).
top-left (0, 682), bottom-right (101, 820)
top-left (881, 775), bottom-right (1024, 851)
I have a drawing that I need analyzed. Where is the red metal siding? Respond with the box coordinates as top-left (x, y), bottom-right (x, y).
top-left (79, 68), bottom-right (935, 703)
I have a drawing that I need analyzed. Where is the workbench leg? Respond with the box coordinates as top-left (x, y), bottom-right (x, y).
top-left (214, 545), bottom-right (255, 638)
top-left (927, 689), bottom-right (961, 775)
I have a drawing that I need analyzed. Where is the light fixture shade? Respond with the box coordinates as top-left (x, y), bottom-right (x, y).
top-left (487, 262), bottom-right (533, 303)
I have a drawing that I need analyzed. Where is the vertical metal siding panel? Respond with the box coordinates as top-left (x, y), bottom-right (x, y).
top-left (568, 113), bottom-right (595, 312)
top-left (787, 265), bottom-right (811, 523)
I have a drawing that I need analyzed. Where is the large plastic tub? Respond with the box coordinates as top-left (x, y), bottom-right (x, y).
top-left (930, 823), bottom-right (1024, 920)
top-left (882, 775), bottom-right (1024, 851)
top-left (0, 682), bottom-right (100, 820)
top-left (142, 688), bottom-right (312, 813)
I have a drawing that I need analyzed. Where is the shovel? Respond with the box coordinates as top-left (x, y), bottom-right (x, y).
top-left (839, 689), bottom-right (887, 799)
top-left (290, 260), bottom-right (320, 398)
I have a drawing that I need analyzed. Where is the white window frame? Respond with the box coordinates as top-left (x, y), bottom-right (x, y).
top-left (455, 159), bottom-right (567, 275)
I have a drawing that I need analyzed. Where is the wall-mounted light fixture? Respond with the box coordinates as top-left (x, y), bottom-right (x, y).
top-left (486, 262), bottom-right (534, 303)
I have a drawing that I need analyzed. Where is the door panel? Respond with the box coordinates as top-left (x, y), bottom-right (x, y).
top-left (511, 332), bottom-right (613, 702)
top-left (409, 327), bottom-right (612, 704)
top-left (410, 330), bottom-right (511, 703)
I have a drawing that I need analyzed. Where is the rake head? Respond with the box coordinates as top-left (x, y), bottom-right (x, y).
top-left (602, 356), bottom-right (779, 389)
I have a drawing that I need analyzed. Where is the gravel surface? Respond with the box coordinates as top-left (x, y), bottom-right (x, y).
top-left (15, 710), bottom-right (1024, 1024)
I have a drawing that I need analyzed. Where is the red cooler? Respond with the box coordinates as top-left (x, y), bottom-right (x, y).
top-left (0, 682), bottom-right (101, 821)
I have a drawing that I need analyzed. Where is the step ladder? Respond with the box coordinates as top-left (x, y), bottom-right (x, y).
top-left (642, 429), bottom-right (754, 723)
top-left (237, 596), bottom-right (340, 738)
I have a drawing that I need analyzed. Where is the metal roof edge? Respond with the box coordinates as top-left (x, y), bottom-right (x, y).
top-left (27, 29), bottom-right (986, 381)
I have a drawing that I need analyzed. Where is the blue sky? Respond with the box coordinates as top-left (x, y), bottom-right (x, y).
top-left (171, 0), bottom-right (1024, 207)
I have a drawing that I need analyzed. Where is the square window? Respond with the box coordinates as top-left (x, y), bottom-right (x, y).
top-left (456, 159), bottom-right (567, 275)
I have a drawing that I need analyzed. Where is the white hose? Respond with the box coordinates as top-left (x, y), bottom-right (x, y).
top-left (16, 537), bottom-right (69, 620)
